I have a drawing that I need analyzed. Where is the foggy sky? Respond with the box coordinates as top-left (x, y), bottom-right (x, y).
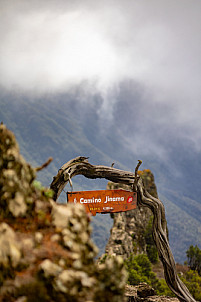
top-left (1, 0), bottom-right (201, 155)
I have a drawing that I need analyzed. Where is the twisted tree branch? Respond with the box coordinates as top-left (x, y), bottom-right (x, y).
top-left (50, 156), bottom-right (196, 302)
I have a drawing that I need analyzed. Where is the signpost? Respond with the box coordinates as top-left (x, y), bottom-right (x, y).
top-left (67, 189), bottom-right (137, 216)
top-left (51, 156), bottom-right (196, 301)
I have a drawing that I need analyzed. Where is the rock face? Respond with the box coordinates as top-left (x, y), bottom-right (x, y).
top-left (105, 170), bottom-right (158, 260)
top-left (0, 124), bottom-right (127, 302)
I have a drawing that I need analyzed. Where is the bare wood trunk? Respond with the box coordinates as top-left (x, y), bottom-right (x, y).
top-left (50, 157), bottom-right (196, 302)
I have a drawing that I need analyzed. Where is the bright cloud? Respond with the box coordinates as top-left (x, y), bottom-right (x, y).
top-left (1, 0), bottom-right (200, 98)
top-left (0, 0), bottom-right (201, 149)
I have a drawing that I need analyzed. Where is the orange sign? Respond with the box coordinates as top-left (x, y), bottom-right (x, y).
top-left (67, 189), bottom-right (137, 216)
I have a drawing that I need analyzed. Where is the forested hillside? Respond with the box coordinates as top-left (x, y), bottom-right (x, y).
top-left (1, 92), bottom-right (201, 262)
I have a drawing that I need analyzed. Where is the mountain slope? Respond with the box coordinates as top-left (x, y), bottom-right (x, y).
top-left (159, 192), bottom-right (201, 262)
top-left (1, 92), bottom-right (201, 262)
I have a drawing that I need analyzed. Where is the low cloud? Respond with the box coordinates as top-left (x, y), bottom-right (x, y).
top-left (1, 0), bottom-right (200, 95)
top-left (1, 0), bottom-right (201, 155)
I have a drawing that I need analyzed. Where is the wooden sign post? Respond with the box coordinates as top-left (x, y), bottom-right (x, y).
top-left (67, 189), bottom-right (137, 215)
top-left (50, 157), bottom-right (196, 302)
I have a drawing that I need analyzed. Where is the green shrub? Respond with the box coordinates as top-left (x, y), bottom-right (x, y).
top-left (156, 278), bottom-right (174, 297)
top-left (125, 254), bottom-right (149, 285)
top-left (125, 253), bottom-right (174, 296)
top-left (180, 270), bottom-right (201, 301)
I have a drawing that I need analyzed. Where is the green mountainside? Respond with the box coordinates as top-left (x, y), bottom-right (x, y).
top-left (1, 93), bottom-right (201, 262)
top-left (159, 192), bottom-right (201, 262)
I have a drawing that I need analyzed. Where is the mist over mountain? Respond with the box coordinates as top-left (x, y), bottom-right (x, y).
top-left (1, 88), bottom-right (201, 262)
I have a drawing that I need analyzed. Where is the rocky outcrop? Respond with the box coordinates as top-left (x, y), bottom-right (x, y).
top-left (105, 169), bottom-right (158, 260)
top-left (0, 124), bottom-right (127, 302)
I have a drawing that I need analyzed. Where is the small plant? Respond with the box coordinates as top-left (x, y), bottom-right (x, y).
top-left (33, 180), bottom-right (43, 190)
top-left (32, 180), bottom-right (54, 199)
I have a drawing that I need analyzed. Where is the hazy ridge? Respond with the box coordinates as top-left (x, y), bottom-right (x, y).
top-left (1, 93), bottom-right (201, 262)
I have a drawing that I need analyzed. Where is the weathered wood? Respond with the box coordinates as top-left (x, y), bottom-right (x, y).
top-left (50, 156), bottom-right (196, 302)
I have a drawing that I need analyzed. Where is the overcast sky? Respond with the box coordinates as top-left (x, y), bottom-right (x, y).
top-left (1, 0), bottom-right (201, 155)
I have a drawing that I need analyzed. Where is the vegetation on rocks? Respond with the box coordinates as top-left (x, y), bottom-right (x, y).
top-left (180, 269), bottom-right (201, 301)
top-left (125, 253), bottom-right (173, 297)
top-left (0, 124), bottom-right (127, 302)
top-left (125, 244), bottom-right (201, 300)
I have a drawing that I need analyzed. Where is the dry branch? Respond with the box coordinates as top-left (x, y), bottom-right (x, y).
top-left (35, 157), bottom-right (53, 172)
top-left (50, 156), bottom-right (196, 302)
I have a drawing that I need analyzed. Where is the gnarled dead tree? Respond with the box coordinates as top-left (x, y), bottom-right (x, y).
top-left (50, 156), bottom-right (196, 302)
